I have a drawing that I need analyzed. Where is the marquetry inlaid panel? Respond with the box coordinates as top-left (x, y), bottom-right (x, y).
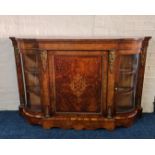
top-left (53, 55), bottom-right (102, 113)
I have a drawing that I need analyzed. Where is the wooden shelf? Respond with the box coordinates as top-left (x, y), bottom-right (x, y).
top-left (119, 69), bottom-right (136, 74)
top-left (27, 86), bottom-right (40, 96)
top-left (25, 67), bottom-right (40, 75)
top-left (115, 87), bottom-right (134, 94)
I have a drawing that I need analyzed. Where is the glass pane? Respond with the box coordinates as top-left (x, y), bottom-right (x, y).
top-left (22, 53), bottom-right (41, 112)
top-left (117, 72), bottom-right (135, 88)
top-left (120, 55), bottom-right (138, 71)
top-left (115, 54), bottom-right (139, 113)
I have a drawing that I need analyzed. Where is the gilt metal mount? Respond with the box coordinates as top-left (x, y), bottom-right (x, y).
top-left (108, 50), bottom-right (115, 73)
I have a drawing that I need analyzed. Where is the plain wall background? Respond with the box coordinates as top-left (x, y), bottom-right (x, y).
top-left (0, 15), bottom-right (155, 112)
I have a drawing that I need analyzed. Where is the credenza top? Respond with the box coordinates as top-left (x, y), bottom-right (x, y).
top-left (10, 36), bottom-right (151, 42)
top-left (10, 36), bottom-right (151, 51)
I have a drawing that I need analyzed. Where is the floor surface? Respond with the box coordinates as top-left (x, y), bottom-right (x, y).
top-left (0, 111), bottom-right (155, 139)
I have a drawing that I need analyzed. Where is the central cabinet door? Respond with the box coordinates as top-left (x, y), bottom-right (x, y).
top-left (48, 51), bottom-right (107, 114)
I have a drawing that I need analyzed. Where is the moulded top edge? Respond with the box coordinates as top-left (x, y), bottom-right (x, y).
top-left (9, 36), bottom-right (152, 42)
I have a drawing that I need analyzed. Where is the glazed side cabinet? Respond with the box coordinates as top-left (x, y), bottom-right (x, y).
top-left (10, 37), bottom-right (151, 130)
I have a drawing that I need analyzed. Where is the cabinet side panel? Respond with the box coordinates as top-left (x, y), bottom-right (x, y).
top-left (136, 37), bottom-right (151, 107)
top-left (10, 38), bottom-right (26, 107)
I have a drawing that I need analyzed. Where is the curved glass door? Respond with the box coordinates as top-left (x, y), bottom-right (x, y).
top-left (115, 54), bottom-right (139, 113)
top-left (22, 52), bottom-right (41, 112)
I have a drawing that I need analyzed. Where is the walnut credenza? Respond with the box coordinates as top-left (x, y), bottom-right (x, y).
top-left (10, 37), bottom-right (151, 130)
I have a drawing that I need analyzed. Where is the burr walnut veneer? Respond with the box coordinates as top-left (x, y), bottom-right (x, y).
top-left (10, 37), bottom-right (151, 130)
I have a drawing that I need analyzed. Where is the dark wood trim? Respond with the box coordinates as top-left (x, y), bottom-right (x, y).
top-left (10, 37), bottom-right (26, 107)
top-left (19, 106), bottom-right (142, 130)
top-left (107, 50), bottom-right (116, 119)
top-left (39, 50), bottom-right (51, 117)
top-left (136, 37), bottom-right (152, 107)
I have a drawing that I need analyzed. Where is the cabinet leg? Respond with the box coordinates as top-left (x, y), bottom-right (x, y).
top-left (42, 121), bottom-right (52, 129)
top-left (104, 122), bottom-right (115, 131)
